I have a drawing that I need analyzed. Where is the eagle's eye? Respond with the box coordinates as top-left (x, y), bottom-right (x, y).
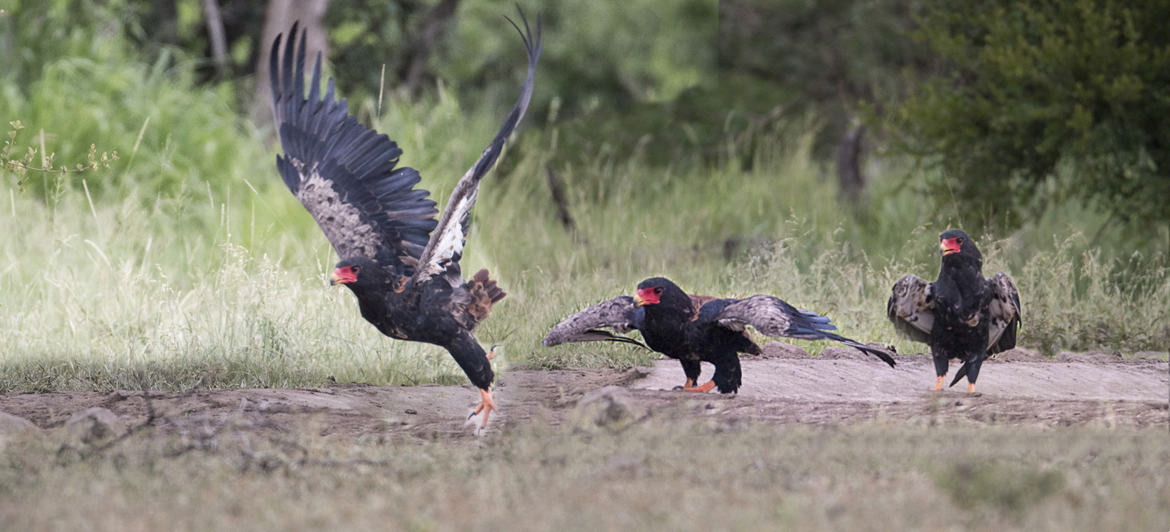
top-left (351, 266), bottom-right (361, 275)
top-left (654, 287), bottom-right (663, 295)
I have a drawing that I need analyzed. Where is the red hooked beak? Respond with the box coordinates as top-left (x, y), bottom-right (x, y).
top-left (331, 266), bottom-right (357, 285)
top-left (940, 237), bottom-right (961, 256)
top-left (634, 287), bottom-right (660, 306)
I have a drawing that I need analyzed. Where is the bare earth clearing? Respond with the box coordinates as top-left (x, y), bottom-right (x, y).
top-left (2, 345), bottom-right (1165, 440)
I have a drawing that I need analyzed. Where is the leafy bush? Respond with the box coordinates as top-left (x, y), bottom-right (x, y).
top-left (893, 0), bottom-right (1170, 229)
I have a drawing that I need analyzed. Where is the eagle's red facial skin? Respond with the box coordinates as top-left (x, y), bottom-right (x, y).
top-left (634, 287), bottom-right (661, 306)
top-left (940, 237), bottom-right (962, 256)
top-left (331, 266), bottom-right (358, 285)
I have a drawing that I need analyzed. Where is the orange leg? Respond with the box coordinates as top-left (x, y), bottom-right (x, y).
top-left (930, 376), bottom-right (945, 391)
top-left (682, 380), bottom-right (716, 393)
top-left (485, 345), bottom-right (498, 361)
top-left (967, 382), bottom-right (976, 394)
top-left (469, 388), bottom-right (498, 429)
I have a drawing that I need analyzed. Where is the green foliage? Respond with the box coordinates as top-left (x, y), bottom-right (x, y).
top-left (894, 0), bottom-right (1170, 229)
top-left (718, 0), bottom-right (931, 155)
top-left (448, 0), bottom-right (714, 109)
top-left (0, 1), bottom-right (268, 201)
top-left (0, 1), bottom-right (134, 87)
top-left (322, 0), bottom-right (716, 123)
top-left (323, 0), bottom-right (439, 101)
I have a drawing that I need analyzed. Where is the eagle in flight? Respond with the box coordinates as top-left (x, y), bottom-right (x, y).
top-left (269, 9), bottom-right (541, 429)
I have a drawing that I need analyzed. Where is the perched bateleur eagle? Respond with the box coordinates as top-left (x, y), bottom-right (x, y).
top-left (544, 277), bottom-right (896, 394)
top-left (269, 9), bottom-right (541, 429)
top-left (887, 230), bottom-right (1022, 393)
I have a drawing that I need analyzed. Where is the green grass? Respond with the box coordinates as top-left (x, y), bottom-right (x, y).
top-left (1, 20), bottom-right (1167, 392)
top-left (1, 419), bottom-right (1166, 530)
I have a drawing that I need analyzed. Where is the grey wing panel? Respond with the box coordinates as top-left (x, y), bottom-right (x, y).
top-left (713, 295), bottom-right (825, 339)
top-left (986, 272), bottom-right (1022, 353)
top-left (887, 274), bottom-right (934, 344)
top-left (542, 296), bottom-right (644, 348)
top-left (718, 294), bottom-right (897, 367)
top-left (270, 24), bottom-right (438, 269)
top-left (415, 9), bottom-right (541, 283)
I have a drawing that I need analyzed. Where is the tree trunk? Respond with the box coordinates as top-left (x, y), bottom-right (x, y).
top-left (253, 0), bottom-right (330, 129)
top-left (201, 0), bottom-right (229, 79)
top-left (836, 121), bottom-right (866, 203)
top-left (545, 164), bottom-right (575, 232)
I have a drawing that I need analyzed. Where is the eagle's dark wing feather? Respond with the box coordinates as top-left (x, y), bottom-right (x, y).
top-left (542, 296), bottom-right (646, 349)
top-left (271, 23), bottom-right (438, 272)
top-left (414, 10), bottom-right (542, 285)
top-left (712, 295), bottom-right (896, 367)
top-left (887, 274), bottom-right (935, 344)
top-left (986, 272), bottom-right (1022, 354)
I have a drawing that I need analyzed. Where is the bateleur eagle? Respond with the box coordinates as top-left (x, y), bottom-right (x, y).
top-left (544, 277), bottom-right (896, 394)
top-left (887, 230), bottom-right (1022, 393)
top-left (269, 9), bottom-right (541, 429)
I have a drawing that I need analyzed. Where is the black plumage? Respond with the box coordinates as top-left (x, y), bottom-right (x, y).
top-left (887, 229), bottom-right (1022, 393)
top-left (544, 277), bottom-right (896, 393)
top-left (270, 9), bottom-right (541, 429)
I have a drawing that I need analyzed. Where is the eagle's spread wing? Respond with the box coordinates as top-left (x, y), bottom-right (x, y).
top-left (712, 295), bottom-right (896, 367)
top-left (414, 10), bottom-right (542, 285)
top-left (704, 295), bottom-right (833, 337)
top-left (270, 23), bottom-right (438, 272)
top-left (887, 274), bottom-right (935, 344)
top-left (986, 272), bottom-right (1021, 354)
top-left (542, 296), bottom-right (646, 348)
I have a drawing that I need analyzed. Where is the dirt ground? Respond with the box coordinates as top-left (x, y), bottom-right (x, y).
top-left (1, 345), bottom-right (1166, 441)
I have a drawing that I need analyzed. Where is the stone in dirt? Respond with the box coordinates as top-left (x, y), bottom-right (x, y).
top-left (572, 386), bottom-right (646, 430)
top-left (0, 411), bottom-right (40, 437)
top-left (66, 407), bottom-right (126, 445)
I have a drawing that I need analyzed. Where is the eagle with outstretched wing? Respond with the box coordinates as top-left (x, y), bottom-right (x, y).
top-left (545, 277), bottom-right (895, 393)
top-left (270, 8), bottom-right (541, 430)
top-left (887, 230), bottom-right (1022, 393)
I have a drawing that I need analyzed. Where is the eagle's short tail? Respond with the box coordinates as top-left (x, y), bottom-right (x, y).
top-left (467, 269), bottom-right (506, 324)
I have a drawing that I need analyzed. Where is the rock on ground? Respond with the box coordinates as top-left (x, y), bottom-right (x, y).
top-left (66, 407), bottom-right (125, 445)
top-left (1, 411), bottom-right (40, 435)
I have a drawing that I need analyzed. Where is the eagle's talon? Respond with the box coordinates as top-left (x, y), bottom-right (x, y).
top-left (469, 388), bottom-right (498, 430)
top-left (682, 380), bottom-right (716, 393)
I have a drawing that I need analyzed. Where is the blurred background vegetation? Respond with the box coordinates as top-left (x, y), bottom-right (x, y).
top-left (0, 0), bottom-right (1166, 391)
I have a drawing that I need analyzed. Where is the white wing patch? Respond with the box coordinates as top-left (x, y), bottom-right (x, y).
top-left (418, 191), bottom-right (476, 278)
